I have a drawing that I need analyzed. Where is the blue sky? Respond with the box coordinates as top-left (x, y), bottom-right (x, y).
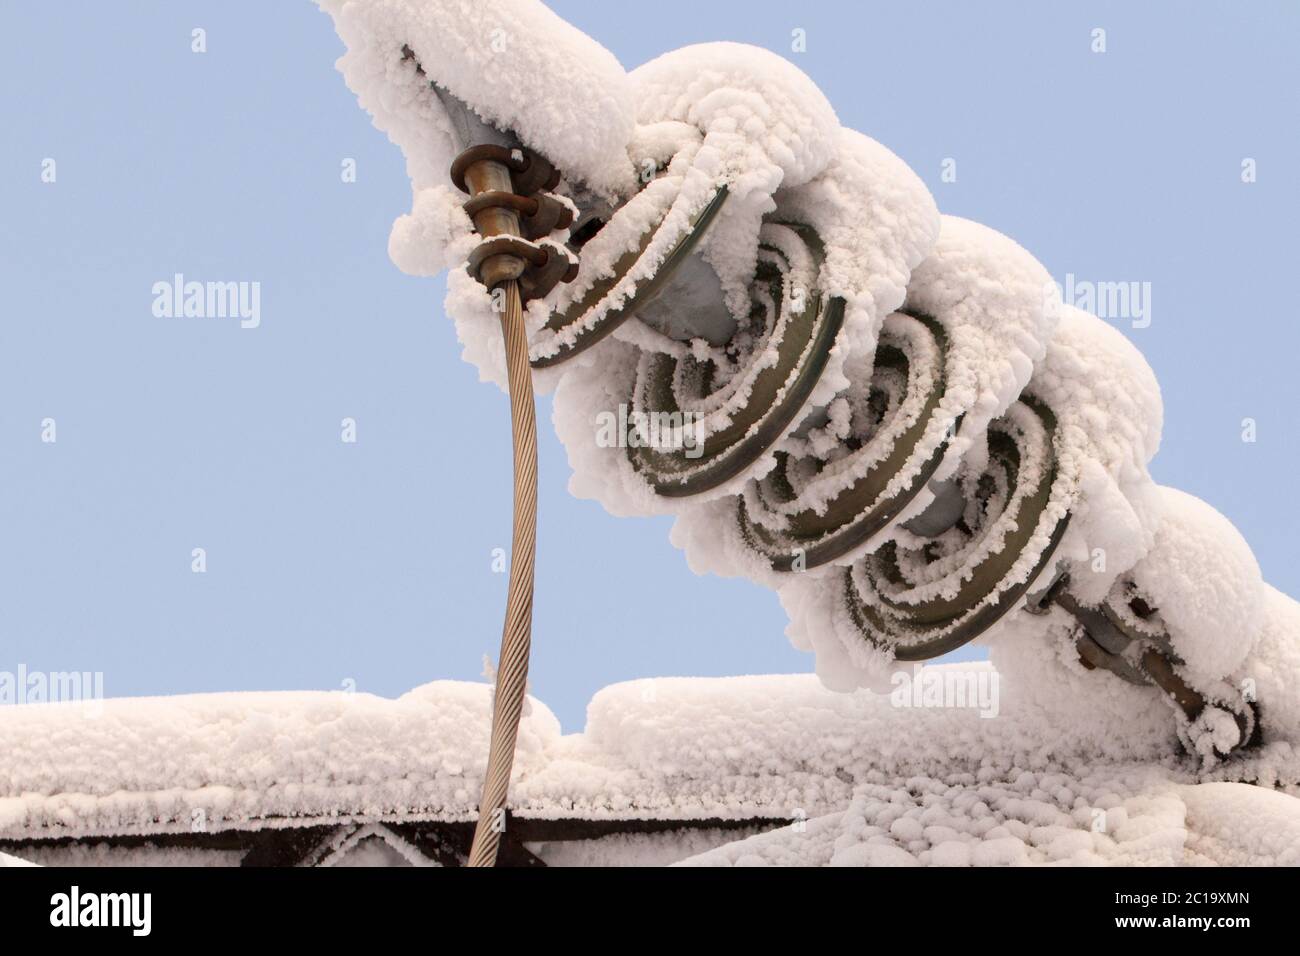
top-left (2, 1), bottom-right (1296, 730)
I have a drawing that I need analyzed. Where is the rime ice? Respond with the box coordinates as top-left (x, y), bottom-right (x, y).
top-left (314, 0), bottom-right (1300, 761)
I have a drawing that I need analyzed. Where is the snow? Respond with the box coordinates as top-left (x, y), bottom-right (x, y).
top-left (3, 665), bottom-right (1297, 863)
top-left (325, 835), bottom-right (417, 867)
top-left (628, 42), bottom-right (840, 319)
top-left (548, 128), bottom-right (939, 519)
top-left (319, 0), bottom-right (639, 389)
top-left (1021, 305), bottom-right (1165, 606)
top-left (321, 3), bottom-right (936, 400)
top-left (902, 216), bottom-right (1060, 485)
top-left (0, 681), bottom-right (560, 838)
top-left (14, 845), bottom-right (235, 867)
top-left (324, 1), bottom-right (1286, 718)
top-left (527, 827), bottom-right (767, 867)
top-left (319, 0), bottom-right (636, 200)
top-left (773, 128), bottom-right (940, 360)
top-left (317, 824), bottom-right (434, 867)
top-left (550, 222), bottom-right (841, 515)
top-left (277, 3), bottom-right (1300, 864)
top-left (1124, 486), bottom-right (1262, 688)
top-left (531, 160), bottom-right (718, 373)
top-left (1234, 585), bottom-right (1300, 756)
top-left (316, 8), bottom-right (1291, 714)
top-left (319, 10), bottom-right (1286, 734)
top-left (669, 215), bottom-right (1060, 591)
top-left (679, 773), bottom-right (1294, 867)
top-left (1180, 782), bottom-right (1300, 866)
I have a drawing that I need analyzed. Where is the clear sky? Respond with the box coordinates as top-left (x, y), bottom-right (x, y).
top-left (2, 1), bottom-right (1296, 730)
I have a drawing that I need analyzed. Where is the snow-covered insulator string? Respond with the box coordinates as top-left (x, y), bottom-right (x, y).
top-left (356, 25), bottom-right (1263, 766)
top-left (738, 311), bottom-right (953, 569)
top-left (842, 399), bottom-right (1071, 660)
top-left (530, 184), bottom-right (729, 369)
top-left (525, 172), bottom-right (1260, 760)
top-left (626, 224), bottom-right (846, 497)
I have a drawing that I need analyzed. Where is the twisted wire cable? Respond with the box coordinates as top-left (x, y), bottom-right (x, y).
top-left (468, 279), bottom-right (538, 868)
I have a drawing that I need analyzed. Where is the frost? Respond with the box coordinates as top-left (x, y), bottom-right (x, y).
top-left (4, 665), bottom-right (1297, 865)
top-left (311, 1), bottom-right (1300, 821)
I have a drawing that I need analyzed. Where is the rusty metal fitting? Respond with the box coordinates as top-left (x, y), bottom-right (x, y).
top-left (520, 193), bottom-right (574, 239)
top-left (1042, 577), bottom-right (1259, 758)
top-left (518, 245), bottom-right (579, 302)
top-left (452, 144), bottom-right (577, 299)
top-left (463, 191), bottom-right (574, 240)
top-left (465, 236), bottom-right (541, 288)
top-left (450, 145), bottom-right (561, 198)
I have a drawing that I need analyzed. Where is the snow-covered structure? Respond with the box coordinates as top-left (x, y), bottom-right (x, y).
top-left (313, 0), bottom-right (1298, 765)
top-left (1, 668), bottom-right (1296, 866)
top-left (7, 0), bottom-right (1297, 869)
